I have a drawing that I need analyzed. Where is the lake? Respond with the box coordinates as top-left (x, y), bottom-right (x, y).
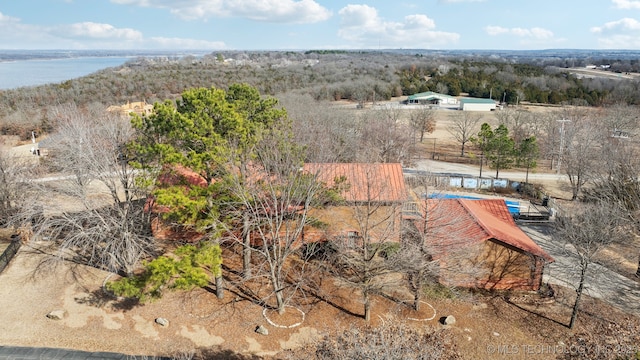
top-left (0, 56), bottom-right (132, 90)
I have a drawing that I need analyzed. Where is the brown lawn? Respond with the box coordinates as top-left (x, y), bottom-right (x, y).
top-left (1, 239), bottom-right (639, 360)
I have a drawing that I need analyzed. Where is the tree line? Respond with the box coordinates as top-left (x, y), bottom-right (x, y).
top-left (2, 51), bottom-right (640, 141)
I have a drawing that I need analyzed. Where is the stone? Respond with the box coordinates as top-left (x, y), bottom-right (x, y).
top-left (444, 315), bottom-right (456, 325)
top-left (255, 325), bottom-right (269, 336)
top-left (46, 310), bottom-right (65, 320)
top-left (493, 332), bottom-right (500, 337)
top-left (155, 317), bottom-right (169, 327)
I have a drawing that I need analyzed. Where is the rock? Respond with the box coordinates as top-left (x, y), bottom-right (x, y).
top-left (155, 317), bottom-right (169, 327)
top-left (493, 332), bottom-right (500, 337)
top-left (255, 325), bottom-right (269, 335)
top-left (444, 315), bottom-right (456, 325)
top-left (46, 310), bottom-right (65, 320)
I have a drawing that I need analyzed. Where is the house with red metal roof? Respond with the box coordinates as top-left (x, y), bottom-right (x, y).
top-left (149, 162), bottom-right (410, 246)
top-left (302, 163), bottom-right (408, 245)
top-left (418, 198), bottom-right (553, 291)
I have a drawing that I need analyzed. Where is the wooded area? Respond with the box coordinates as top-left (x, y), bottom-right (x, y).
top-left (2, 50), bottom-right (640, 140)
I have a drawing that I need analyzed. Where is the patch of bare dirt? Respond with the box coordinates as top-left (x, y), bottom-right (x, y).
top-left (1, 241), bottom-right (639, 360)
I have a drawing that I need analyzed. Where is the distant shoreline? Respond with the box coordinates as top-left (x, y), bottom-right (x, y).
top-left (0, 49), bottom-right (210, 63)
top-left (0, 50), bottom-right (211, 89)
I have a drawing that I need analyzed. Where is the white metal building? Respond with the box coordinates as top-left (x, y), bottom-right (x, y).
top-left (459, 98), bottom-right (497, 111)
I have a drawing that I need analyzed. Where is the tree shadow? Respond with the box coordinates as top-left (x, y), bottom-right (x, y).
top-left (189, 347), bottom-right (263, 360)
top-left (504, 297), bottom-right (569, 328)
top-left (304, 287), bottom-right (363, 319)
top-left (220, 264), bottom-right (269, 308)
top-left (74, 288), bottom-right (141, 311)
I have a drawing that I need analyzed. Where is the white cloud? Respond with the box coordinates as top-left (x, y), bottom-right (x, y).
top-left (591, 17), bottom-right (640, 33)
top-left (0, 12), bottom-right (57, 48)
top-left (110, 0), bottom-right (332, 23)
top-left (57, 22), bottom-right (143, 41)
top-left (591, 18), bottom-right (640, 48)
top-left (485, 26), bottom-right (509, 36)
top-left (0, 12), bottom-right (222, 50)
top-left (612, 0), bottom-right (640, 9)
top-left (484, 25), bottom-right (554, 40)
top-left (0, 11), bottom-right (20, 24)
top-left (337, 4), bottom-right (459, 48)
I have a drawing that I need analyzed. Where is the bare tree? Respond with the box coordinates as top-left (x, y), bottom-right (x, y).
top-left (394, 186), bottom-right (441, 311)
top-left (0, 140), bottom-right (35, 227)
top-left (601, 103), bottom-right (640, 138)
top-left (553, 201), bottom-right (631, 329)
top-left (358, 108), bottom-right (412, 164)
top-left (448, 112), bottom-right (481, 156)
top-left (408, 107), bottom-right (436, 143)
top-left (225, 127), bottom-right (323, 314)
top-left (495, 107), bottom-right (533, 145)
top-left (583, 134), bottom-right (640, 277)
top-left (533, 113), bottom-right (561, 169)
top-left (22, 104), bottom-right (156, 275)
top-left (327, 165), bottom-right (404, 321)
top-left (562, 116), bottom-right (602, 200)
top-left (280, 93), bottom-right (359, 163)
top-left (397, 179), bottom-right (492, 308)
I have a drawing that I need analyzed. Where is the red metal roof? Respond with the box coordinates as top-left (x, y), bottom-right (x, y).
top-left (303, 163), bottom-right (407, 203)
top-left (425, 198), bottom-right (553, 262)
top-left (156, 164), bottom-right (208, 188)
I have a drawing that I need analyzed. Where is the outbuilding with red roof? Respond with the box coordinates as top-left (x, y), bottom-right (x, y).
top-left (417, 198), bottom-right (553, 291)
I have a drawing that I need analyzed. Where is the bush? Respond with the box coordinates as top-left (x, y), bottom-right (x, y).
top-left (374, 242), bottom-right (401, 259)
top-left (423, 283), bottom-right (458, 300)
top-left (315, 323), bottom-right (460, 360)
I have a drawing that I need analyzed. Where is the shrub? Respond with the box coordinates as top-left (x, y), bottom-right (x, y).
top-left (315, 323), bottom-right (460, 360)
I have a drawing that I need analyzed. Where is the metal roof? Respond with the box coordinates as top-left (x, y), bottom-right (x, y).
top-left (460, 98), bottom-right (497, 104)
top-left (424, 198), bottom-right (553, 262)
top-left (407, 91), bottom-right (455, 101)
top-left (303, 163), bottom-right (407, 203)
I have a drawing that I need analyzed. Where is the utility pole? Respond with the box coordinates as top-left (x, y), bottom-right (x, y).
top-left (556, 118), bottom-right (571, 174)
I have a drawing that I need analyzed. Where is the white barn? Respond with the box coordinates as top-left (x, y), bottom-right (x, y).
top-left (460, 98), bottom-right (497, 111)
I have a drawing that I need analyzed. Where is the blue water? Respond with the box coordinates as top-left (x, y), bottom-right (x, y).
top-left (0, 57), bottom-right (131, 90)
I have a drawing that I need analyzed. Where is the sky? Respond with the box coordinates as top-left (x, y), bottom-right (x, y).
top-left (2, 0), bottom-right (640, 51)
